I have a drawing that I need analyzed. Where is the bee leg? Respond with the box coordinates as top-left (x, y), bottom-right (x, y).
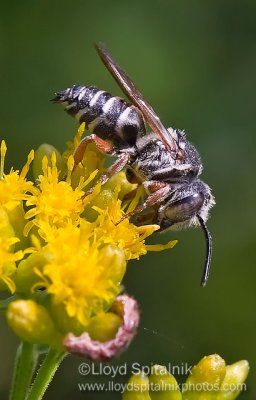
top-left (99, 153), bottom-right (131, 186)
top-left (135, 209), bottom-right (157, 225)
top-left (62, 134), bottom-right (115, 181)
top-left (83, 152), bottom-right (131, 197)
top-left (143, 180), bottom-right (171, 193)
top-left (73, 134), bottom-right (114, 169)
top-left (116, 182), bottom-right (171, 224)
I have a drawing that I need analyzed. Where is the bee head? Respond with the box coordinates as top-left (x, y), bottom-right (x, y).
top-left (156, 180), bottom-right (215, 286)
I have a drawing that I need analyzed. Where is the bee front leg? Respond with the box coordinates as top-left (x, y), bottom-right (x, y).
top-left (116, 181), bottom-right (171, 224)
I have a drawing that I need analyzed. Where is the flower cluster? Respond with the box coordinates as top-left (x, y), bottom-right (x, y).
top-left (0, 124), bottom-right (176, 355)
top-left (123, 354), bottom-right (249, 400)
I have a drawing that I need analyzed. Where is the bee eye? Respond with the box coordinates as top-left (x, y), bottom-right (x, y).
top-left (165, 193), bottom-right (205, 223)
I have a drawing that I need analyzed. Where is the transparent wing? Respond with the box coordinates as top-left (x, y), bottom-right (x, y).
top-left (95, 42), bottom-right (178, 158)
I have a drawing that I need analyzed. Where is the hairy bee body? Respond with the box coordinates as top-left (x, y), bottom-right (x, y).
top-left (53, 43), bottom-right (215, 285)
top-left (54, 84), bottom-right (214, 231)
top-left (130, 129), bottom-right (202, 183)
top-left (54, 85), bottom-right (146, 148)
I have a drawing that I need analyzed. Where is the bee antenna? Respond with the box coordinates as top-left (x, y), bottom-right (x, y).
top-left (197, 215), bottom-right (212, 287)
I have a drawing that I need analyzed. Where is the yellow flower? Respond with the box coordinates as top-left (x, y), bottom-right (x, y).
top-left (123, 355), bottom-right (249, 400)
top-left (62, 122), bottom-right (85, 161)
top-left (0, 140), bottom-right (34, 211)
top-left (62, 123), bottom-right (105, 184)
top-left (93, 188), bottom-right (177, 260)
top-left (35, 220), bottom-right (126, 328)
top-left (25, 151), bottom-right (99, 233)
top-left (0, 208), bottom-right (23, 293)
top-left (1, 127), bottom-right (177, 345)
top-left (26, 180), bottom-right (175, 330)
top-left (7, 299), bottom-right (62, 347)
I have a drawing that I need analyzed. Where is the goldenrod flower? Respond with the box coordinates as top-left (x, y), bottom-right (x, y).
top-left (0, 140), bottom-right (34, 211)
top-left (0, 208), bottom-right (23, 293)
top-left (32, 143), bottom-right (64, 178)
top-left (62, 123), bottom-right (105, 184)
top-left (7, 299), bottom-right (62, 347)
top-left (62, 122), bottom-right (85, 161)
top-left (1, 127), bottom-right (176, 356)
top-left (63, 294), bottom-right (139, 360)
top-left (25, 153), bottom-right (83, 228)
top-left (36, 220), bottom-right (126, 327)
top-left (0, 127), bottom-right (249, 400)
top-left (93, 187), bottom-right (176, 260)
top-left (123, 355), bottom-right (249, 400)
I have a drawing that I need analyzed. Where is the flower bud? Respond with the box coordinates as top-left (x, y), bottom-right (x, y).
top-left (79, 142), bottom-right (105, 174)
top-left (0, 208), bottom-right (21, 293)
top-left (49, 301), bottom-right (88, 336)
top-left (87, 312), bottom-right (123, 342)
top-left (7, 300), bottom-right (62, 347)
top-left (83, 189), bottom-right (115, 221)
top-left (33, 144), bottom-right (64, 179)
top-left (5, 204), bottom-right (30, 250)
top-left (15, 252), bottom-right (47, 293)
top-left (149, 365), bottom-right (182, 400)
top-left (183, 354), bottom-right (226, 400)
top-left (218, 360), bottom-right (249, 400)
top-left (70, 142), bottom-right (104, 188)
top-left (105, 171), bottom-right (137, 200)
top-left (122, 374), bottom-right (151, 400)
top-left (0, 207), bottom-right (14, 240)
top-left (63, 294), bottom-right (139, 360)
top-left (0, 264), bottom-right (16, 293)
top-left (98, 245), bottom-right (126, 285)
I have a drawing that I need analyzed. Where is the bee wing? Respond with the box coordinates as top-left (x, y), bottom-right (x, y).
top-left (95, 43), bottom-right (178, 158)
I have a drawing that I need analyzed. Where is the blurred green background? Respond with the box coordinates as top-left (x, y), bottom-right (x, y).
top-left (1, 1), bottom-right (256, 399)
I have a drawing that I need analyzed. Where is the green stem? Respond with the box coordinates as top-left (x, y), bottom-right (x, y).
top-left (0, 295), bottom-right (17, 312)
top-left (9, 341), bottom-right (37, 400)
top-left (26, 348), bottom-right (66, 400)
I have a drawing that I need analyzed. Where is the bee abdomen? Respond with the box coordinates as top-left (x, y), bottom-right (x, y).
top-left (52, 85), bottom-right (145, 147)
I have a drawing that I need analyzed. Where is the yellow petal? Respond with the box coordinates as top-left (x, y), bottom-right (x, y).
top-left (146, 240), bottom-right (178, 252)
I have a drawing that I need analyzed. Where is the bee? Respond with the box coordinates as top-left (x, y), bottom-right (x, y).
top-left (52, 43), bottom-right (215, 286)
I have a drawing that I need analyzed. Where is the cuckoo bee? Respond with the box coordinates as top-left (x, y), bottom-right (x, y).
top-left (52, 43), bottom-right (215, 286)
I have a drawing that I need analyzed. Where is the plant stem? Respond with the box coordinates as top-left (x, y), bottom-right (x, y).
top-left (9, 341), bottom-right (37, 400)
top-left (26, 348), bottom-right (66, 400)
top-left (0, 295), bottom-right (17, 312)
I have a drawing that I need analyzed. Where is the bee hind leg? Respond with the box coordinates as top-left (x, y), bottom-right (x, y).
top-left (73, 134), bottom-right (115, 169)
top-left (62, 134), bottom-right (115, 181)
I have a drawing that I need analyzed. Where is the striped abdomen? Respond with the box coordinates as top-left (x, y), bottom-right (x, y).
top-left (53, 85), bottom-right (146, 147)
